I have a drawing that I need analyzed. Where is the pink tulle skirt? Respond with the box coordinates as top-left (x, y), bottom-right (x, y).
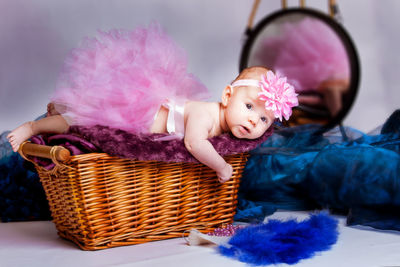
top-left (51, 22), bottom-right (209, 133)
top-left (256, 17), bottom-right (350, 92)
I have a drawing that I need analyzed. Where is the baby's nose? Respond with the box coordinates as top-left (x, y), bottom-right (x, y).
top-left (249, 114), bottom-right (259, 125)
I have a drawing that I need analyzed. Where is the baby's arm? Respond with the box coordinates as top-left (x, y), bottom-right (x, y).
top-left (184, 110), bottom-right (233, 183)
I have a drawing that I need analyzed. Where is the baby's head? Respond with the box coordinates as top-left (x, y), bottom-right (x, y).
top-left (221, 66), bottom-right (298, 139)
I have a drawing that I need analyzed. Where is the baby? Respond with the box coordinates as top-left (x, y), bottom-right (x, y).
top-left (7, 24), bottom-right (297, 183)
top-left (7, 66), bottom-right (298, 182)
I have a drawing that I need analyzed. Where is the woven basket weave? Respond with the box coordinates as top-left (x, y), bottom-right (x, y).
top-left (19, 142), bottom-right (247, 250)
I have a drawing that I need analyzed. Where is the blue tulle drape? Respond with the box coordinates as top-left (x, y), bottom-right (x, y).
top-left (235, 110), bottom-right (400, 231)
top-left (0, 115), bottom-right (50, 222)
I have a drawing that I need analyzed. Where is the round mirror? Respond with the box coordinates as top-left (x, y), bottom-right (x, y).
top-left (240, 8), bottom-right (360, 130)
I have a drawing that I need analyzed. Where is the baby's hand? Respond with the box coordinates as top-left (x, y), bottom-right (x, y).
top-left (217, 163), bottom-right (233, 183)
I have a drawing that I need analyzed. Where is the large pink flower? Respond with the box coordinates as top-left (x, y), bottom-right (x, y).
top-left (258, 71), bottom-right (298, 121)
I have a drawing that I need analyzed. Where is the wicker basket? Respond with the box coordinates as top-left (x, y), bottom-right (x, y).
top-left (19, 141), bottom-right (247, 250)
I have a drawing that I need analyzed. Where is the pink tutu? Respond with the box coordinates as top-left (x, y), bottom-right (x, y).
top-left (51, 22), bottom-right (209, 133)
top-left (256, 17), bottom-right (350, 92)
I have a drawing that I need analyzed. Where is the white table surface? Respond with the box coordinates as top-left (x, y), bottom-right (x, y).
top-left (2, 211), bottom-right (400, 267)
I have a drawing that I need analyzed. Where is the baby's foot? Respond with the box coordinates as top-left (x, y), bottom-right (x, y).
top-left (47, 102), bottom-right (60, 116)
top-left (7, 122), bottom-right (34, 152)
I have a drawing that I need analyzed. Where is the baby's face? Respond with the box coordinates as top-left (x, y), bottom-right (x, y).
top-left (225, 85), bottom-right (274, 139)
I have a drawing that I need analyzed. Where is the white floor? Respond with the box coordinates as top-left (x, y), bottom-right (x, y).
top-left (2, 211), bottom-right (400, 267)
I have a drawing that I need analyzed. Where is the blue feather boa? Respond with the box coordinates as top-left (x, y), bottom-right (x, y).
top-left (219, 212), bottom-right (338, 265)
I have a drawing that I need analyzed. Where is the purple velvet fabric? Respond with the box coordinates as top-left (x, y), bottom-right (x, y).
top-left (30, 132), bottom-right (99, 169)
top-left (31, 125), bottom-right (273, 166)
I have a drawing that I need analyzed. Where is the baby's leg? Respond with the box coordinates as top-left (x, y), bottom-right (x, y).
top-left (7, 115), bottom-right (69, 152)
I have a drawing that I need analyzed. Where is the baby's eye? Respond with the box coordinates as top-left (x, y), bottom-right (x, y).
top-left (246, 103), bottom-right (252, 110)
top-left (261, 116), bottom-right (267, 123)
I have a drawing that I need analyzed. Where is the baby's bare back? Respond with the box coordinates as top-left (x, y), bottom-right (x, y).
top-left (184, 101), bottom-right (223, 138)
top-left (150, 101), bottom-right (223, 138)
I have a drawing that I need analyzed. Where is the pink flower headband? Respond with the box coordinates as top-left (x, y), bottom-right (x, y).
top-left (231, 71), bottom-right (298, 121)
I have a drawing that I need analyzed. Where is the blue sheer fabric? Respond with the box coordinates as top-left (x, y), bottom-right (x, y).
top-left (236, 110), bottom-right (400, 231)
top-left (0, 115), bottom-right (50, 222)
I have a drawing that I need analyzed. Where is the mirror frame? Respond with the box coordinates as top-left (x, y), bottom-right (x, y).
top-left (239, 8), bottom-right (360, 131)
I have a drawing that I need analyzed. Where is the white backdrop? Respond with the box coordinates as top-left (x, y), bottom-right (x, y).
top-left (1, 0), bottom-right (399, 133)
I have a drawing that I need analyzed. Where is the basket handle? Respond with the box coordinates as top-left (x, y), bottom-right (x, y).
top-left (19, 141), bottom-right (71, 164)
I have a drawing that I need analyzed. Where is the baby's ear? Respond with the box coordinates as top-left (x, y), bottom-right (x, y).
top-left (221, 85), bottom-right (233, 107)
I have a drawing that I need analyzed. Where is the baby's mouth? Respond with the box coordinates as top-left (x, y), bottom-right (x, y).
top-left (241, 125), bottom-right (250, 134)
